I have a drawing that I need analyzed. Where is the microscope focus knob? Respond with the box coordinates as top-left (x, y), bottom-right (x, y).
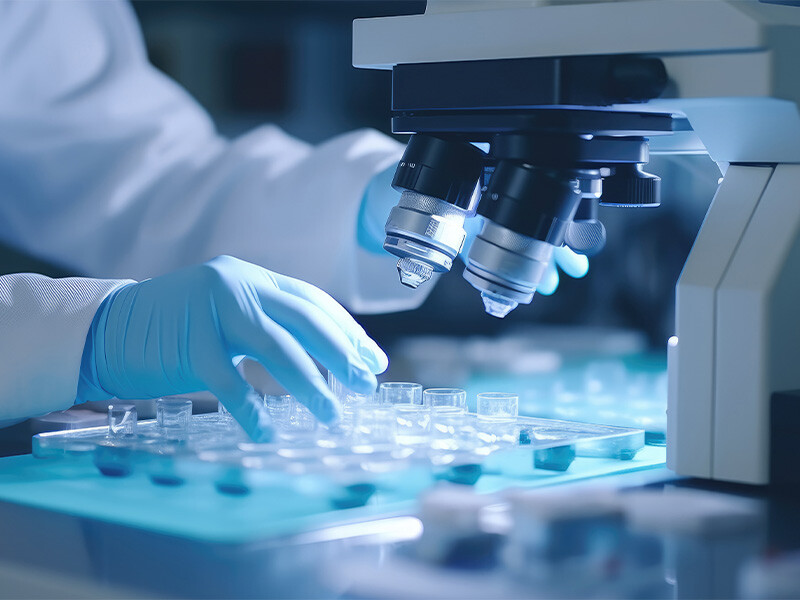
top-left (565, 220), bottom-right (606, 256)
top-left (599, 164), bottom-right (661, 208)
top-left (565, 197), bottom-right (606, 256)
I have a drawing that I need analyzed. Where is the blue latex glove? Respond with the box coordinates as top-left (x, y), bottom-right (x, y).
top-left (537, 246), bottom-right (590, 296)
top-left (357, 163), bottom-right (400, 254)
top-left (78, 256), bottom-right (388, 442)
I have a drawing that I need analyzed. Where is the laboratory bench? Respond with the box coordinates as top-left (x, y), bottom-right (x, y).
top-left (0, 448), bottom-right (798, 599)
top-left (0, 341), bottom-right (797, 599)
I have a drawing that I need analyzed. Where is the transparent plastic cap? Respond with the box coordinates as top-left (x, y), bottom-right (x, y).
top-left (379, 382), bottom-right (423, 405)
top-left (477, 392), bottom-right (519, 422)
top-left (423, 388), bottom-right (467, 415)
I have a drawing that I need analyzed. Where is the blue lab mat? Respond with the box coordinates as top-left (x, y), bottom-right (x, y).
top-left (0, 447), bottom-right (665, 544)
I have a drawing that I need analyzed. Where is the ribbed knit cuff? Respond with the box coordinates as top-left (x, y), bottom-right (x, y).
top-left (75, 283), bottom-right (134, 404)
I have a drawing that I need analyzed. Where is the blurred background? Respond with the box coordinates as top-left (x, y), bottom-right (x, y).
top-left (1, 0), bottom-right (722, 350)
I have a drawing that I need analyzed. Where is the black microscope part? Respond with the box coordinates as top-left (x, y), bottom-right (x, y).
top-left (391, 134), bottom-right (485, 209)
top-left (478, 161), bottom-right (584, 244)
top-left (392, 109), bottom-right (674, 140)
top-left (600, 163), bottom-right (661, 207)
top-left (491, 134), bottom-right (649, 166)
top-left (392, 55), bottom-right (668, 112)
top-left (565, 197), bottom-right (607, 256)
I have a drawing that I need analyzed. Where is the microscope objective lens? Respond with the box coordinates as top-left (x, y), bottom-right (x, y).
top-left (480, 292), bottom-right (519, 319)
top-left (397, 257), bottom-right (434, 289)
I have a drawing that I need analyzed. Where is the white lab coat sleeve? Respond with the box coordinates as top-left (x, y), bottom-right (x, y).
top-left (0, 274), bottom-right (132, 422)
top-left (0, 0), bottom-right (428, 314)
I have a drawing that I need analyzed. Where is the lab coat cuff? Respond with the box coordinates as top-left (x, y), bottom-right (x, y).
top-left (75, 282), bottom-right (135, 405)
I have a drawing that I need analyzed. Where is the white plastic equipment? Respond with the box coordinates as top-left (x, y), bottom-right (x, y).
top-left (353, 0), bottom-right (800, 484)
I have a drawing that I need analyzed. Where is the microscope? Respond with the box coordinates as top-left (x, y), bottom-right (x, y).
top-left (353, 0), bottom-right (800, 485)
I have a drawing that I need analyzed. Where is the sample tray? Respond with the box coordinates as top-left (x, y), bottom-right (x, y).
top-left (467, 357), bottom-right (668, 444)
top-left (33, 412), bottom-right (645, 501)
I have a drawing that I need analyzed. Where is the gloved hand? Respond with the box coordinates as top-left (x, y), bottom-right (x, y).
top-left (357, 162), bottom-right (399, 254)
top-left (78, 256), bottom-right (388, 442)
top-left (537, 246), bottom-right (590, 296)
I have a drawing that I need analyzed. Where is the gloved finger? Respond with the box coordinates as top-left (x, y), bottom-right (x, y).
top-left (357, 162), bottom-right (400, 255)
top-left (553, 246), bottom-right (590, 279)
top-left (231, 312), bottom-right (343, 424)
top-left (537, 260), bottom-right (560, 296)
top-left (252, 284), bottom-right (378, 394)
top-left (202, 352), bottom-right (274, 443)
top-left (267, 272), bottom-right (388, 374)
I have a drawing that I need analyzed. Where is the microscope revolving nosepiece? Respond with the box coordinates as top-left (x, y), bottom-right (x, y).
top-left (464, 221), bottom-right (555, 318)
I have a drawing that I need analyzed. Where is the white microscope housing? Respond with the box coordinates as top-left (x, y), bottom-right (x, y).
top-left (353, 0), bottom-right (800, 485)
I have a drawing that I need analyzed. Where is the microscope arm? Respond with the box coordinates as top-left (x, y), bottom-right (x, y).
top-left (670, 164), bottom-right (800, 484)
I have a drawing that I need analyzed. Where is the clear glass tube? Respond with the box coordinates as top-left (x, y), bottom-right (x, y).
top-left (477, 392), bottom-right (519, 422)
top-left (107, 404), bottom-right (137, 437)
top-left (430, 411), bottom-right (468, 451)
top-left (265, 394), bottom-right (293, 429)
top-left (394, 404), bottom-right (430, 447)
top-left (327, 371), bottom-right (375, 406)
top-left (353, 404), bottom-right (397, 447)
top-left (424, 388), bottom-right (467, 416)
top-left (327, 370), bottom-right (375, 435)
top-left (289, 399), bottom-right (317, 433)
top-left (156, 398), bottom-right (192, 440)
top-left (379, 382), bottom-right (423, 405)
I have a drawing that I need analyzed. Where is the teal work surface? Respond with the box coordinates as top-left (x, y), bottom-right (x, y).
top-left (0, 447), bottom-right (665, 545)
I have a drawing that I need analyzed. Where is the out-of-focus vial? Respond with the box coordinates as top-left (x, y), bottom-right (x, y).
top-left (379, 382), bottom-right (423, 405)
top-left (265, 394), bottom-right (293, 429)
top-left (328, 371), bottom-right (375, 406)
top-left (424, 388), bottom-right (467, 416)
top-left (504, 489), bottom-right (625, 583)
top-left (353, 404), bottom-right (397, 447)
top-left (740, 551), bottom-right (800, 600)
top-left (379, 382), bottom-right (427, 446)
top-left (290, 400), bottom-right (318, 433)
top-left (477, 392), bottom-right (519, 422)
top-left (328, 370), bottom-right (375, 434)
top-left (430, 413), bottom-right (470, 453)
top-left (157, 398), bottom-right (192, 440)
top-left (394, 404), bottom-right (430, 447)
top-left (425, 388), bottom-right (469, 451)
top-left (417, 486), bottom-right (502, 567)
top-left (108, 404), bottom-right (137, 437)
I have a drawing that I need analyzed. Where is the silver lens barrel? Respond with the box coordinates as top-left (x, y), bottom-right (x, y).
top-left (383, 190), bottom-right (468, 288)
top-left (463, 221), bottom-right (554, 318)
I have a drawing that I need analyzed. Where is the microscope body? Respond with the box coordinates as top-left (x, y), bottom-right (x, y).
top-left (354, 0), bottom-right (800, 485)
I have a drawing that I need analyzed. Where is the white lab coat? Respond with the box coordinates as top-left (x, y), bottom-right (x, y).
top-left (0, 0), bottom-right (424, 422)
